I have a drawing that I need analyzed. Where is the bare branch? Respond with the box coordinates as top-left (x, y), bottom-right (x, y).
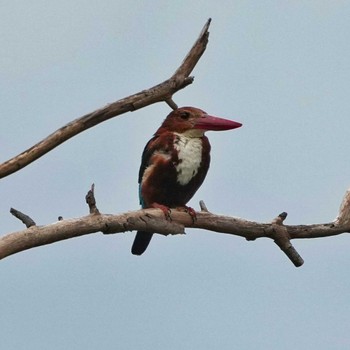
top-left (269, 212), bottom-right (304, 267)
top-left (85, 183), bottom-right (100, 215)
top-left (0, 19), bottom-right (211, 179)
top-left (10, 208), bottom-right (36, 228)
top-left (335, 189), bottom-right (350, 226)
top-left (199, 200), bottom-right (209, 212)
top-left (165, 98), bottom-right (179, 110)
top-left (173, 18), bottom-right (211, 79)
top-left (1, 190), bottom-right (350, 263)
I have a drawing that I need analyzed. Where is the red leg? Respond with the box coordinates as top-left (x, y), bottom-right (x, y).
top-left (150, 202), bottom-right (172, 221)
top-left (176, 206), bottom-right (197, 223)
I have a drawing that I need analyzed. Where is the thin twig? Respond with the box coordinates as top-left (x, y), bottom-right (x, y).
top-left (199, 200), bottom-right (209, 212)
top-left (85, 183), bottom-right (100, 214)
top-left (165, 99), bottom-right (179, 110)
top-left (270, 212), bottom-right (304, 267)
top-left (10, 208), bottom-right (36, 228)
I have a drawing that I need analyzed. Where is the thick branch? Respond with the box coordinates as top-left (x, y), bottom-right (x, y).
top-left (0, 19), bottom-right (211, 179)
top-left (1, 207), bottom-right (349, 262)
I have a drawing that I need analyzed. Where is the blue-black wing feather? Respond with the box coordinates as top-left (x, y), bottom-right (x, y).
top-left (132, 136), bottom-right (159, 255)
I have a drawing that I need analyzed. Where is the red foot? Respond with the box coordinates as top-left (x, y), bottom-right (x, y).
top-left (176, 206), bottom-right (197, 224)
top-left (150, 203), bottom-right (172, 221)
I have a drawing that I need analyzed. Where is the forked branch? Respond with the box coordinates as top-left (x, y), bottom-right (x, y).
top-left (0, 19), bottom-right (211, 179)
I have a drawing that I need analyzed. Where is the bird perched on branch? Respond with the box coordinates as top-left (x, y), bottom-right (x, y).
top-left (131, 106), bottom-right (242, 255)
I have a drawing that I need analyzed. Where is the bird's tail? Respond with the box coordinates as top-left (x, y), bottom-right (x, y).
top-left (131, 231), bottom-right (153, 255)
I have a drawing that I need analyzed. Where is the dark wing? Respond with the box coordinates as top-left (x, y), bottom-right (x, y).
top-left (138, 136), bottom-right (162, 208)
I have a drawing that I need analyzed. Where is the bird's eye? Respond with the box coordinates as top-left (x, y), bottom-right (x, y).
top-left (180, 112), bottom-right (190, 120)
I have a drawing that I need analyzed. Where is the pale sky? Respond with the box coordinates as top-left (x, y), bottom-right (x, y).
top-left (2, 1), bottom-right (350, 349)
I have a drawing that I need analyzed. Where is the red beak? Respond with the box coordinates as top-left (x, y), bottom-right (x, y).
top-left (194, 114), bottom-right (242, 131)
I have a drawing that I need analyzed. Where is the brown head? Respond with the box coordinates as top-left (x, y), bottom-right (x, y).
top-left (155, 106), bottom-right (242, 136)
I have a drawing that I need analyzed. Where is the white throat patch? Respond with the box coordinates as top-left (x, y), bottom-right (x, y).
top-left (174, 133), bottom-right (203, 185)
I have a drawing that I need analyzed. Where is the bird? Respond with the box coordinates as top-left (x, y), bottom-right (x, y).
top-left (131, 106), bottom-right (242, 255)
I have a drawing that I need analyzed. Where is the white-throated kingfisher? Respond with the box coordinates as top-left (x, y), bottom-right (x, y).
top-left (131, 106), bottom-right (242, 255)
